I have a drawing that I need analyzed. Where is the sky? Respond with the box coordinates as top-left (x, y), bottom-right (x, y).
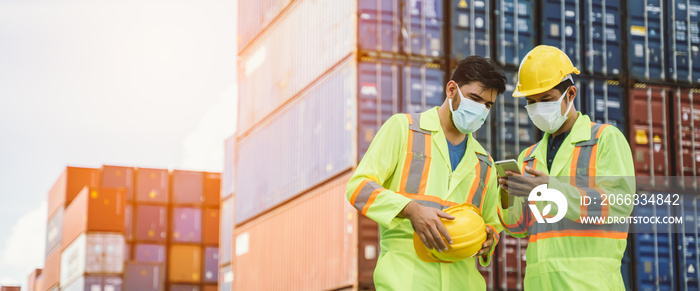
top-left (0, 0), bottom-right (237, 287)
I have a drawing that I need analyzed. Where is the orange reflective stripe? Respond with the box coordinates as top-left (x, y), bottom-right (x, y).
top-left (361, 188), bottom-right (383, 216)
top-left (399, 192), bottom-right (458, 208)
top-left (466, 161), bottom-right (482, 205)
top-left (497, 203), bottom-right (530, 233)
top-left (418, 134), bottom-right (431, 195)
top-left (570, 146), bottom-right (581, 185)
top-left (523, 144), bottom-right (536, 170)
top-left (530, 230), bottom-right (627, 243)
top-left (350, 179), bottom-right (369, 206)
top-left (400, 129), bottom-right (414, 193)
top-left (406, 113), bottom-right (414, 125)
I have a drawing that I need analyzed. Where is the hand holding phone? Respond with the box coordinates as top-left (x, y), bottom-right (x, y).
top-left (494, 159), bottom-right (521, 177)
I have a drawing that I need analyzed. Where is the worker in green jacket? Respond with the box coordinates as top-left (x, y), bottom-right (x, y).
top-left (346, 56), bottom-right (507, 290)
top-left (497, 45), bottom-right (635, 290)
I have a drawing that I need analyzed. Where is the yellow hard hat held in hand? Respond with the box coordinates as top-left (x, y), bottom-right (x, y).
top-left (513, 45), bottom-right (580, 97)
top-left (413, 203), bottom-right (487, 263)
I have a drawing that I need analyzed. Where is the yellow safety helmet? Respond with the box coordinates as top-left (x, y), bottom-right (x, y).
top-left (512, 45), bottom-right (580, 97)
top-left (413, 203), bottom-right (487, 263)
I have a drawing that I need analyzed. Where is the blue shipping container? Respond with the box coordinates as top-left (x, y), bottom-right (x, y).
top-left (631, 199), bottom-right (676, 291)
top-left (541, 0), bottom-right (583, 69)
top-left (450, 0), bottom-right (490, 60)
top-left (676, 194), bottom-right (700, 291)
top-left (358, 0), bottom-right (400, 54)
top-left (583, 0), bottom-right (623, 76)
top-left (579, 78), bottom-right (626, 134)
top-left (667, 0), bottom-right (700, 84)
top-left (403, 0), bottom-right (444, 57)
top-left (494, 71), bottom-right (539, 160)
top-left (495, 0), bottom-right (536, 67)
top-left (628, 0), bottom-right (666, 82)
top-left (403, 61), bottom-right (444, 114)
top-left (358, 60), bottom-right (400, 159)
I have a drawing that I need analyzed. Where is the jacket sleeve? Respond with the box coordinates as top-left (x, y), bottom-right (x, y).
top-left (548, 125), bottom-right (636, 223)
top-left (346, 114), bottom-right (413, 229)
top-left (479, 162), bottom-right (504, 266)
top-left (497, 149), bottom-right (534, 238)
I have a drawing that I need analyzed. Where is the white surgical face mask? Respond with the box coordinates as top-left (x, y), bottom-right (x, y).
top-left (448, 86), bottom-right (489, 134)
top-left (525, 87), bottom-right (573, 134)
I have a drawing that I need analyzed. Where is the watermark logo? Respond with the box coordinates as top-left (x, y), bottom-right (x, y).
top-left (528, 184), bottom-right (567, 223)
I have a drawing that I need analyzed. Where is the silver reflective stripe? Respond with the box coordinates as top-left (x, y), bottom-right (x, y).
top-left (404, 113), bottom-right (431, 194)
top-left (582, 187), bottom-right (603, 218)
top-left (471, 153), bottom-right (492, 209)
top-left (413, 199), bottom-right (449, 211)
top-left (353, 180), bottom-right (383, 211)
top-left (408, 113), bottom-right (430, 134)
top-left (574, 123), bottom-right (605, 187)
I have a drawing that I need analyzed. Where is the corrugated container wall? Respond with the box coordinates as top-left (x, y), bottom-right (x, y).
top-left (203, 172), bottom-right (220, 207)
top-left (676, 194), bottom-right (700, 290)
top-left (237, 0), bottom-right (355, 136)
top-left (357, 59), bottom-right (400, 160)
top-left (541, 0), bottom-right (583, 69)
top-left (135, 168), bottom-right (169, 204)
top-left (172, 171), bottom-right (204, 206)
top-left (125, 204), bottom-right (133, 241)
top-left (358, 0), bottom-right (400, 54)
top-left (629, 84), bottom-right (672, 181)
top-left (61, 188), bottom-right (126, 248)
top-left (171, 207), bottom-right (202, 244)
top-left (450, 0), bottom-right (490, 61)
top-left (580, 77), bottom-right (626, 134)
top-left (583, 0), bottom-right (623, 77)
top-left (498, 234), bottom-right (528, 291)
top-left (203, 247), bottom-right (219, 283)
top-left (219, 197), bottom-right (233, 266)
top-left (235, 58), bottom-right (355, 224)
top-left (203, 208), bottom-right (219, 245)
top-left (45, 208), bottom-right (63, 256)
top-left (169, 245), bottom-right (202, 283)
top-left (222, 135), bottom-right (235, 198)
top-left (674, 88), bottom-right (700, 187)
top-left (628, 196), bottom-right (676, 290)
top-left (100, 165), bottom-right (134, 201)
top-left (234, 173), bottom-right (356, 291)
top-left (43, 248), bottom-right (60, 291)
top-left (237, 0), bottom-right (293, 53)
top-left (124, 262), bottom-right (165, 291)
top-left (60, 276), bottom-right (122, 291)
top-left (495, 0), bottom-right (536, 67)
top-left (135, 205), bottom-right (168, 242)
top-left (495, 70), bottom-right (539, 160)
top-left (402, 0), bottom-right (444, 57)
top-left (59, 233), bottom-right (125, 287)
top-left (667, 0), bottom-right (700, 84)
top-left (133, 243), bottom-right (166, 263)
top-left (169, 285), bottom-right (200, 291)
top-left (48, 167), bottom-right (99, 219)
top-left (403, 61), bottom-right (444, 114)
top-left (628, 0), bottom-right (666, 82)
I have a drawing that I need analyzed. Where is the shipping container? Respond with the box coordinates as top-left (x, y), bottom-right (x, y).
top-left (676, 194), bottom-right (700, 291)
top-left (403, 0), bottom-right (444, 57)
top-left (43, 246), bottom-right (60, 289)
top-left (494, 70), bottom-right (539, 160)
top-left (541, 0), bottom-right (583, 69)
top-left (59, 233), bottom-right (125, 287)
top-left (124, 243), bottom-right (130, 262)
top-left (45, 208), bottom-right (63, 256)
top-left (237, 0), bottom-right (293, 53)
top-left (498, 234), bottom-right (528, 291)
top-left (100, 165), bottom-right (134, 201)
top-left (222, 135), bottom-right (235, 199)
top-left (203, 247), bottom-right (219, 283)
top-left (358, 59), bottom-right (400, 159)
top-left (237, 0), bottom-right (355, 137)
top-left (0, 287), bottom-right (20, 291)
top-left (48, 167), bottom-right (99, 219)
top-left (60, 275), bottom-right (122, 291)
top-left (476, 259), bottom-right (496, 290)
top-left (358, 0), bottom-right (400, 54)
top-left (124, 262), bottom-right (165, 291)
top-left (219, 197), bottom-right (233, 267)
top-left (203, 208), bottom-right (219, 245)
top-left (133, 243), bottom-right (166, 263)
top-left (172, 207), bottom-right (202, 244)
top-left (135, 205), bottom-right (168, 242)
top-left (169, 245), bottom-right (202, 283)
top-left (629, 196), bottom-right (676, 291)
top-left (673, 87), bottom-right (700, 187)
top-left (234, 173), bottom-right (359, 290)
top-left (236, 58), bottom-right (355, 224)
top-left (580, 77), bottom-right (626, 134)
top-left (125, 203), bottom-right (133, 241)
top-left (583, 0), bottom-right (623, 76)
top-left (169, 284), bottom-right (200, 291)
top-left (135, 168), bottom-right (169, 204)
top-left (403, 61), bottom-right (444, 114)
top-left (27, 269), bottom-right (42, 291)
top-left (203, 172), bottom-right (220, 207)
top-left (667, 0), bottom-right (700, 84)
top-left (219, 265), bottom-right (232, 291)
top-left (61, 187), bottom-right (126, 247)
top-left (172, 170), bottom-right (204, 205)
top-left (449, 0), bottom-right (490, 61)
top-left (495, 0), bottom-right (535, 67)
top-left (203, 285), bottom-right (217, 291)
top-left (629, 84), bottom-right (672, 181)
top-left (628, 0), bottom-right (666, 82)
top-left (34, 275), bottom-right (44, 291)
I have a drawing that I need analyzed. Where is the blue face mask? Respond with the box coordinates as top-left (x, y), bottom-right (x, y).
top-left (448, 87), bottom-right (490, 134)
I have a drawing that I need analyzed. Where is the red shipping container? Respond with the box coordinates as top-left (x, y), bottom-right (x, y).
top-left (498, 235), bottom-right (528, 291)
top-left (61, 187), bottom-right (126, 248)
top-left (233, 173), bottom-right (357, 291)
top-left (101, 165), bottom-right (134, 201)
top-left (48, 167), bottom-right (99, 218)
top-left (135, 205), bottom-right (168, 242)
top-left (43, 248), bottom-right (61, 291)
top-left (27, 268), bottom-right (42, 291)
top-left (0, 287), bottom-right (20, 291)
top-left (629, 84), bottom-right (672, 181)
top-left (477, 258), bottom-right (496, 290)
top-left (203, 208), bottom-right (219, 245)
top-left (203, 172), bottom-right (220, 206)
top-left (172, 170), bottom-right (204, 205)
top-left (135, 168), bottom-right (169, 204)
top-left (673, 87), bottom-right (700, 184)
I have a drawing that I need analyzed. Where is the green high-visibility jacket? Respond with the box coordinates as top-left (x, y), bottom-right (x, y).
top-left (346, 107), bottom-right (504, 291)
top-left (499, 113), bottom-right (636, 291)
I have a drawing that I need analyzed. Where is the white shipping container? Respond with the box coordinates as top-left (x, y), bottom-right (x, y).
top-left (237, 0), bottom-right (356, 137)
top-left (60, 233), bottom-right (125, 287)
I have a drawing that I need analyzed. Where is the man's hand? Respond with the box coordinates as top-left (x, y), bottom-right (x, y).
top-left (476, 226), bottom-right (495, 257)
top-left (498, 166), bottom-right (549, 197)
top-left (400, 201), bottom-right (454, 252)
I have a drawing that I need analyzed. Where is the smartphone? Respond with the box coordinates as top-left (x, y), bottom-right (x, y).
top-left (494, 159), bottom-right (521, 177)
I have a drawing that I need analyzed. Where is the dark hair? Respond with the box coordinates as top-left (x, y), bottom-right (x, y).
top-left (552, 78), bottom-right (575, 95)
top-left (451, 56), bottom-right (507, 94)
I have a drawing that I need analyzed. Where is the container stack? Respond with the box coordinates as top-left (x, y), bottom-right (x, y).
top-left (33, 165), bottom-right (220, 291)
top-left (231, 0), bottom-right (700, 290)
top-left (218, 136), bottom-right (235, 291)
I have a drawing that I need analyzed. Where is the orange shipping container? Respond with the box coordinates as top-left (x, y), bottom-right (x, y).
top-left (233, 173), bottom-right (357, 291)
top-left (42, 248), bottom-right (61, 291)
top-left (203, 208), bottom-right (219, 245)
top-left (203, 172), bottom-right (220, 207)
top-left (135, 168), bottom-right (169, 204)
top-left (101, 165), bottom-right (134, 201)
top-left (169, 245), bottom-right (202, 283)
top-left (203, 285), bottom-right (217, 291)
top-left (48, 167), bottom-right (99, 218)
top-left (62, 187), bottom-right (126, 248)
top-left (27, 268), bottom-right (42, 291)
top-left (34, 275), bottom-right (44, 291)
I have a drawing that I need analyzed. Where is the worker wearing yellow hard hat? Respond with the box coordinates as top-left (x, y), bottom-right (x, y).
top-left (497, 45), bottom-right (636, 290)
top-left (346, 56), bottom-right (507, 290)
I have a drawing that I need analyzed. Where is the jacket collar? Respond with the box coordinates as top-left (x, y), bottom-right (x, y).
top-left (532, 112), bottom-right (592, 175)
